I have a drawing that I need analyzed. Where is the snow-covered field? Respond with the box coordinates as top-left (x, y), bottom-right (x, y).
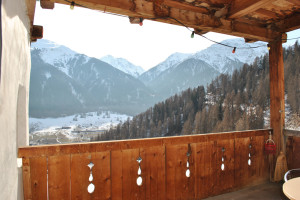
top-left (29, 111), bottom-right (131, 145)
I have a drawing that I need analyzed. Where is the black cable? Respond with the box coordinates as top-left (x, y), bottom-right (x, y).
top-left (62, 0), bottom-right (300, 50)
top-left (63, 0), bottom-right (88, 9)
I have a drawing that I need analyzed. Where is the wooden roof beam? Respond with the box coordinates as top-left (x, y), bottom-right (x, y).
top-left (51, 0), bottom-right (282, 42)
top-left (286, 0), bottom-right (300, 6)
top-left (275, 12), bottom-right (300, 32)
top-left (41, 0), bottom-right (55, 9)
top-left (25, 0), bottom-right (36, 26)
top-left (31, 25), bottom-right (44, 42)
top-left (255, 8), bottom-right (278, 19)
top-left (228, 0), bottom-right (274, 19)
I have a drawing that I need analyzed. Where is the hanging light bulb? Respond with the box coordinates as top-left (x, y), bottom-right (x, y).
top-left (191, 31), bottom-right (195, 38)
top-left (70, 1), bottom-right (75, 10)
top-left (232, 47), bottom-right (236, 54)
top-left (267, 44), bottom-right (270, 51)
top-left (139, 18), bottom-right (143, 26)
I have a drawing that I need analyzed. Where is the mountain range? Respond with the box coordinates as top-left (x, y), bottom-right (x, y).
top-left (30, 39), bottom-right (268, 117)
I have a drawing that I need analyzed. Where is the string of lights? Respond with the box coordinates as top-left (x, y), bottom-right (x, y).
top-left (64, 0), bottom-right (300, 53)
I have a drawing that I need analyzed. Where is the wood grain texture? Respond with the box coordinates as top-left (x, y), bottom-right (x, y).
top-left (122, 149), bottom-right (141, 199)
top-left (18, 130), bottom-right (271, 158)
top-left (194, 141), bottom-right (216, 199)
top-left (111, 150), bottom-right (123, 200)
top-left (20, 130), bottom-right (271, 200)
top-left (70, 153), bottom-right (92, 200)
top-left (48, 155), bottom-right (71, 200)
top-left (30, 157), bottom-right (47, 200)
top-left (284, 129), bottom-right (300, 137)
top-left (215, 139), bottom-right (235, 194)
top-left (269, 37), bottom-right (285, 158)
top-left (228, 0), bottom-right (274, 18)
top-left (286, 137), bottom-right (300, 169)
top-left (92, 151), bottom-right (111, 200)
top-left (142, 146), bottom-right (166, 200)
top-left (22, 158), bottom-right (33, 200)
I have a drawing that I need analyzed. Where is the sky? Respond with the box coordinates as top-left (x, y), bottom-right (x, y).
top-left (35, 3), bottom-right (300, 71)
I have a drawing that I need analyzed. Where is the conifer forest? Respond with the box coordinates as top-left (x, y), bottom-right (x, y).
top-left (96, 42), bottom-right (300, 141)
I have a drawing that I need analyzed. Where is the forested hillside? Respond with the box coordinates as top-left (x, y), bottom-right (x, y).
top-left (97, 41), bottom-right (300, 141)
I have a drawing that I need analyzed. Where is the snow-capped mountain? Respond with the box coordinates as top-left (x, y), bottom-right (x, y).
top-left (193, 38), bottom-right (268, 74)
top-left (31, 40), bottom-right (90, 77)
top-left (139, 52), bottom-right (190, 85)
top-left (30, 38), bottom-right (270, 118)
top-left (138, 38), bottom-right (269, 99)
top-left (30, 40), bottom-right (155, 118)
top-left (146, 58), bottom-right (219, 99)
top-left (100, 55), bottom-right (145, 78)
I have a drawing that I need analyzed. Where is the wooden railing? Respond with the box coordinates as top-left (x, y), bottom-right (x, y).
top-left (285, 129), bottom-right (300, 170)
top-left (18, 129), bottom-right (271, 200)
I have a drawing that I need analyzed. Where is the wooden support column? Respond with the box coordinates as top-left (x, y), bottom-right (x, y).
top-left (269, 36), bottom-right (285, 179)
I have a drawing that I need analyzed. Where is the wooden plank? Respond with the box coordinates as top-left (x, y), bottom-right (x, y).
top-left (252, 135), bottom-right (269, 183)
top-left (255, 8), bottom-right (278, 19)
top-left (25, 0), bottom-right (36, 25)
top-left (40, 0), bottom-right (55, 9)
top-left (275, 12), bottom-right (300, 32)
top-left (286, 0), bottom-right (300, 6)
top-left (166, 145), bottom-right (177, 200)
top-left (122, 149), bottom-right (140, 199)
top-left (31, 25), bottom-right (43, 42)
top-left (194, 140), bottom-right (216, 199)
top-left (284, 129), bottom-right (300, 137)
top-left (286, 137), bottom-right (300, 169)
top-left (111, 150), bottom-right (122, 200)
top-left (206, 140), bottom-right (217, 198)
top-left (70, 153), bottom-right (91, 200)
top-left (228, 0), bottom-right (274, 19)
top-left (234, 137), bottom-right (250, 187)
top-left (163, 0), bottom-right (209, 14)
top-left (30, 157), bottom-right (47, 200)
top-left (48, 155), bottom-right (71, 200)
top-left (142, 146), bottom-right (166, 200)
top-left (22, 158), bottom-right (33, 200)
top-left (215, 139), bottom-right (235, 194)
top-left (18, 129), bottom-right (271, 158)
top-left (92, 151), bottom-right (111, 200)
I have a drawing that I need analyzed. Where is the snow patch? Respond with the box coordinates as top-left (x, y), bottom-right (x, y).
top-left (45, 71), bottom-right (51, 79)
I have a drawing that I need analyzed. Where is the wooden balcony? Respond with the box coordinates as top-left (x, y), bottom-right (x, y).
top-left (18, 129), bottom-right (280, 200)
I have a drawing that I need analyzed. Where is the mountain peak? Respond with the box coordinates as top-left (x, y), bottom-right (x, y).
top-left (193, 38), bottom-right (268, 73)
top-left (100, 55), bottom-right (145, 78)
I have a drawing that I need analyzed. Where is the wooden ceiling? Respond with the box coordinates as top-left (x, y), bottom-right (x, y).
top-left (29, 0), bottom-right (300, 42)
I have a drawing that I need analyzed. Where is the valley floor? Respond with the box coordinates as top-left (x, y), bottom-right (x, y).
top-left (29, 111), bottom-right (131, 145)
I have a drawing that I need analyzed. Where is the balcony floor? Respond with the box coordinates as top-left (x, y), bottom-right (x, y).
top-left (204, 182), bottom-right (289, 200)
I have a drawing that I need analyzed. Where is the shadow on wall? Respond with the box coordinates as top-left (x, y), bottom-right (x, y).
top-left (16, 84), bottom-right (27, 199)
top-left (4, 0), bottom-right (30, 31)
top-left (0, 0), bottom-right (2, 85)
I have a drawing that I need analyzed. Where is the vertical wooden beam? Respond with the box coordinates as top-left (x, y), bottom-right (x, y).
top-left (269, 36), bottom-right (285, 179)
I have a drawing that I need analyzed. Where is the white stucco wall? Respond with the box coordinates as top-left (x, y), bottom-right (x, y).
top-left (0, 0), bottom-right (31, 199)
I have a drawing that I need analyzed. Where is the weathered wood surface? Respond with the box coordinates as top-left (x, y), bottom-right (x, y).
top-left (30, 157), bottom-right (47, 200)
top-left (286, 136), bottom-right (300, 169)
top-left (269, 37), bottom-right (285, 157)
top-left (48, 155), bottom-right (71, 200)
top-left (19, 129), bottom-right (270, 199)
top-left (18, 129), bottom-right (269, 157)
top-left (22, 158), bottom-right (33, 200)
top-left (49, 0), bottom-right (285, 42)
top-left (284, 129), bottom-right (300, 137)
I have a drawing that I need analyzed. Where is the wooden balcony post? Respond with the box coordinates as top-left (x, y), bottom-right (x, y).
top-left (269, 36), bottom-right (285, 178)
